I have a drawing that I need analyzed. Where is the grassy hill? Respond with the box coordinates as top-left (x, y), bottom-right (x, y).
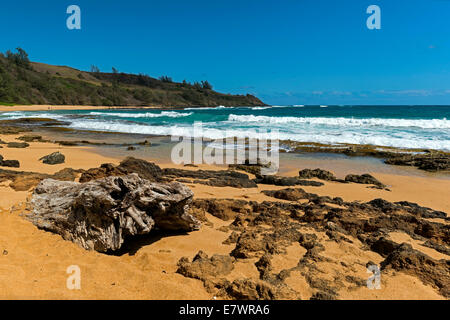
top-left (0, 48), bottom-right (265, 107)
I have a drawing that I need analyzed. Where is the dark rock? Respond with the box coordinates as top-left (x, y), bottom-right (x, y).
top-left (192, 199), bottom-right (251, 221)
top-left (254, 175), bottom-right (324, 187)
top-left (385, 153), bottom-right (450, 172)
top-left (56, 141), bottom-right (79, 146)
top-left (369, 237), bottom-right (400, 257)
top-left (40, 152), bottom-right (65, 165)
top-left (80, 157), bottom-right (163, 183)
top-left (0, 167), bottom-right (82, 191)
top-left (229, 159), bottom-right (272, 176)
top-left (222, 231), bottom-right (240, 245)
top-left (381, 243), bottom-right (450, 298)
top-left (126, 146), bottom-right (136, 151)
top-left (177, 251), bottom-right (234, 280)
top-left (225, 279), bottom-right (275, 300)
top-left (0, 159), bottom-right (20, 168)
top-left (366, 198), bottom-right (397, 213)
top-left (231, 231), bottom-right (268, 259)
top-left (255, 253), bottom-right (273, 279)
top-left (394, 201), bottom-right (447, 219)
top-left (422, 240), bottom-right (450, 256)
top-left (345, 174), bottom-right (386, 188)
top-left (17, 135), bottom-right (44, 142)
top-left (193, 177), bottom-right (257, 188)
top-left (310, 291), bottom-right (338, 300)
top-left (262, 188), bottom-right (309, 201)
top-left (79, 158), bottom-right (258, 188)
top-left (138, 140), bottom-right (151, 146)
top-left (79, 163), bottom-right (127, 183)
top-left (224, 278), bottom-right (298, 300)
top-left (7, 142), bottom-right (29, 148)
top-left (118, 157), bottom-right (163, 181)
top-left (298, 168), bottom-right (337, 181)
top-left (28, 174), bottom-right (199, 252)
top-left (0, 125), bottom-right (31, 135)
top-left (164, 168), bottom-right (256, 188)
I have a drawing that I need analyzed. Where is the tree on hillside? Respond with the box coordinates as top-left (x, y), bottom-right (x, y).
top-left (90, 65), bottom-right (100, 73)
top-left (193, 81), bottom-right (202, 90)
top-left (159, 75), bottom-right (172, 83)
top-left (5, 47), bottom-right (31, 69)
top-left (201, 80), bottom-right (213, 90)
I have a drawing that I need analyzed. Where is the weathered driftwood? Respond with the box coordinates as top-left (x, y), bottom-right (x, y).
top-left (28, 174), bottom-right (199, 252)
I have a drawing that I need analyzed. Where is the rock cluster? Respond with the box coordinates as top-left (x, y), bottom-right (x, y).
top-left (182, 188), bottom-right (449, 299)
top-left (385, 152), bottom-right (450, 172)
top-left (0, 167), bottom-right (81, 191)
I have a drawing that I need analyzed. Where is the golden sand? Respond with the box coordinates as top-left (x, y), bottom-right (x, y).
top-left (0, 105), bottom-right (167, 112)
top-left (0, 135), bottom-right (448, 300)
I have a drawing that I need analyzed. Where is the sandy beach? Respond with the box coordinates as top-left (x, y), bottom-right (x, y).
top-left (0, 105), bottom-right (167, 112)
top-left (0, 130), bottom-right (448, 300)
top-left (3, 0), bottom-right (450, 307)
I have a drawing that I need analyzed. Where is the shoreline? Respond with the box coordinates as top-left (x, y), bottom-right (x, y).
top-left (0, 105), bottom-right (184, 112)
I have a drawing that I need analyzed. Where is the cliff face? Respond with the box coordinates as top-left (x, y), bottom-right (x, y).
top-left (0, 54), bottom-right (265, 107)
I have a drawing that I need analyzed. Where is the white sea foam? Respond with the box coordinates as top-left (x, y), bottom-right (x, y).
top-left (250, 106), bottom-right (271, 110)
top-left (67, 118), bottom-right (450, 151)
top-left (89, 111), bottom-right (192, 118)
top-left (184, 105), bottom-right (231, 110)
top-left (0, 112), bottom-right (65, 120)
top-left (228, 115), bottom-right (450, 129)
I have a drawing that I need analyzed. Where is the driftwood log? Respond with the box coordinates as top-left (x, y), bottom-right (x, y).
top-left (28, 174), bottom-right (200, 252)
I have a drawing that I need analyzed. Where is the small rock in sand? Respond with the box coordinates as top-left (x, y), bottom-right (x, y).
top-left (7, 142), bottom-right (30, 148)
top-left (39, 152), bottom-right (65, 165)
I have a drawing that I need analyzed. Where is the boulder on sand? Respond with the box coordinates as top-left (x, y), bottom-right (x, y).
top-left (1, 159), bottom-right (20, 168)
top-left (40, 151), bottom-right (66, 165)
top-left (0, 155), bottom-right (20, 168)
top-left (344, 173), bottom-right (386, 188)
top-left (7, 142), bottom-right (29, 148)
top-left (28, 174), bottom-right (200, 252)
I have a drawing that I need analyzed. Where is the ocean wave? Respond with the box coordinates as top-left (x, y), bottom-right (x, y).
top-left (250, 106), bottom-right (271, 110)
top-left (89, 111), bottom-right (192, 118)
top-left (67, 119), bottom-right (450, 151)
top-left (184, 105), bottom-right (231, 110)
top-left (0, 112), bottom-right (65, 120)
top-left (228, 115), bottom-right (450, 129)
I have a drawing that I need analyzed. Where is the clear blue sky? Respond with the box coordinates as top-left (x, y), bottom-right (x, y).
top-left (1, 0), bottom-right (449, 105)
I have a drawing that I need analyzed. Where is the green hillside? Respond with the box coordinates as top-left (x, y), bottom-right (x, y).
top-left (0, 48), bottom-right (265, 107)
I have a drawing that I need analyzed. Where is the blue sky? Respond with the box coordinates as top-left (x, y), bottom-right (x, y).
top-left (1, 0), bottom-right (450, 105)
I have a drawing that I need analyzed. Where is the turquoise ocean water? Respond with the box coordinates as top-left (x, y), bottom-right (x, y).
top-left (1, 105), bottom-right (449, 151)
